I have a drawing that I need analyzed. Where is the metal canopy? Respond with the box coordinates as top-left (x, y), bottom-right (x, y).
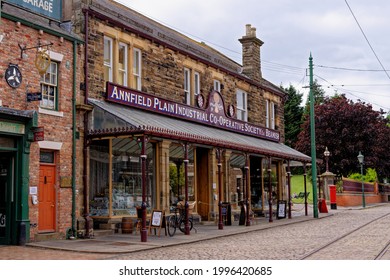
top-left (88, 98), bottom-right (311, 163)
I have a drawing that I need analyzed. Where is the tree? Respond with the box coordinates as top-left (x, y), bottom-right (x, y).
top-left (303, 79), bottom-right (326, 116)
top-left (295, 95), bottom-right (390, 179)
top-left (282, 84), bottom-right (304, 148)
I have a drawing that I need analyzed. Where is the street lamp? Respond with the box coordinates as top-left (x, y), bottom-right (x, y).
top-left (324, 147), bottom-right (330, 172)
top-left (357, 151), bottom-right (366, 208)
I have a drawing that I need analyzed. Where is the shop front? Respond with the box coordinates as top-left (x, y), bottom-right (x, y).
top-left (86, 82), bottom-right (311, 240)
top-left (0, 108), bottom-right (37, 245)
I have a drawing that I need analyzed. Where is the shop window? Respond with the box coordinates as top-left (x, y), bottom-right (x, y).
top-left (104, 36), bottom-right (113, 84)
top-left (229, 153), bottom-right (246, 207)
top-left (89, 138), bottom-right (156, 217)
top-left (118, 42), bottom-right (128, 86)
top-left (263, 158), bottom-right (279, 207)
top-left (169, 143), bottom-right (194, 209)
top-left (0, 136), bottom-right (15, 149)
top-left (111, 138), bottom-right (155, 216)
top-left (40, 61), bottom-right (58, 110)
top-left (89, 140), bottom-right (110, 216)
top-left (236, 89), bottom-right (247, 121)
top-left (133, 48), bottom-right (142, 90)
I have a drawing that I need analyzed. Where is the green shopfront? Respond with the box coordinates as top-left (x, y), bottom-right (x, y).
top-left (0, 108), bottom-right (37, 245)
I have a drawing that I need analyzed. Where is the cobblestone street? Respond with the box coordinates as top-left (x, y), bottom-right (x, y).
top-left (110, 204), bottom-right (390, 260)
top-left (1, 204), bottom-right (390, 260)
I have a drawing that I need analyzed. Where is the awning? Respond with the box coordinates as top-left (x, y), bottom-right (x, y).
top-left (88, 98), bottom-right (311, 163)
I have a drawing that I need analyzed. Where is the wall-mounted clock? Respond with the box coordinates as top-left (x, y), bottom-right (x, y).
top-left (5, 64), bottom-right (22, 88)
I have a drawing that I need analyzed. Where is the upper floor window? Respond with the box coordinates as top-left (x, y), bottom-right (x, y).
top-left (213, 80), bottom-right (221, 92)
top-left (40, 61), bottom-right (58, 110)
top-left (236, 90), bottom-right (247, 121)
top-left (266, 100), bottom-right (276, 129)
top-left (194, 72), bottom-right (200, 96)
top-left (184, 68), bottom-right (191, 105)
top-left (133, 48), bottom-right (142, 90)
top-left (118, 42), bottom-right (128, 86)
top-left (104, 36), bottom-right (113, 83)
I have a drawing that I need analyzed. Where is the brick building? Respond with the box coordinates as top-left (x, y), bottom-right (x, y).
top-left (68, 0), bottom-right (311, 241)
top-left (0, 1), bottom-right (82, 244)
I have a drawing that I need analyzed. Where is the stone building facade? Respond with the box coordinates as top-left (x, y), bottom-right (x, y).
top-left (65, 0), bottom-right (310, 241)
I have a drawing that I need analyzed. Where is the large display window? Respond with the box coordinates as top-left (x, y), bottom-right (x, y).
top-left (89, 137), bottom-right (156, 217)
top-left (169, 143), bottom-right (194, 209)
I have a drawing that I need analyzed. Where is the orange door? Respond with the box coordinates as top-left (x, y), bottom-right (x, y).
top-left (38, 165), bottom-right (56, 232)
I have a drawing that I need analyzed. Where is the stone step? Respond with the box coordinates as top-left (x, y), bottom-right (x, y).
top-left (34, 232), bottom-right (61, 242)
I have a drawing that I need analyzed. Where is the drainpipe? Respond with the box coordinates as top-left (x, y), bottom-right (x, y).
top-left (83, 9), bottom-right (92, 238)
top-left (70, 40), bottom-right (78, 239)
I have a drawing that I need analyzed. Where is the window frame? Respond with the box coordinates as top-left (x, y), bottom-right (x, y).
top-left (133, 48), bottom-right (142, 91)
top-left (213, 79), bottom-right (221, 92)
top-left (40, 61), bottom-right (58, 110)
top-left (265, 100), bottom-right (276, 129)
top-left (118, 42), bottom-right (128, 87)
top-left (236, 89), bottom-right (248, 122)
top-left (104, 36), bottom-right (113, 84)
top-left (184, 68), bottom-right (191, 105)
top-left (194, 71), bottom-right (200, 96)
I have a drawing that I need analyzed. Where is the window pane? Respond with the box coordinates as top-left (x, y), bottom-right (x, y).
top-left (104, 38), bottom-right (111, 65)
top-left (40, 62), bottom-right (58, 110)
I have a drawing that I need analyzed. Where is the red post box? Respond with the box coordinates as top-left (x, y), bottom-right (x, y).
top-left (329, 185), bottom-right (337, 209)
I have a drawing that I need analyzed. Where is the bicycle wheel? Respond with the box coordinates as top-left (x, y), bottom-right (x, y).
top-left (179, 218), bottom-right (193, 233)
top-left (167, 215), bottom-right (176, 237)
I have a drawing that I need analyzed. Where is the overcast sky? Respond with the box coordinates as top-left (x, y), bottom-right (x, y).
top-left (115, 0), bottom-right (390, 113)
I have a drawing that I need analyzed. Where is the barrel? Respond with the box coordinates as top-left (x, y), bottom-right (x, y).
top-left (121, 217), bottom-right (133, 234)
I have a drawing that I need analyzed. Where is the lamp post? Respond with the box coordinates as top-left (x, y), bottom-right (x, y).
top-left (324, 147), bottom-right (330, 172)
top-left (357, 151), bottom-right (365, 208)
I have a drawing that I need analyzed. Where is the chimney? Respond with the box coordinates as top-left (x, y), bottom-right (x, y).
top-left (239, 24), bottom-right (264, 83)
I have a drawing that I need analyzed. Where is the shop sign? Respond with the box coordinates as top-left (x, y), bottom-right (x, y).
top-left (5, 0), bottom-right (62, 22)
top-left (0, 121), bottom-right (25, 134)
top-left (27, 92), bottom-right (42, 102)
top-left (106, 82), bottom-right (280, 142)
top-left (33, 127), bottom-right (44, 141)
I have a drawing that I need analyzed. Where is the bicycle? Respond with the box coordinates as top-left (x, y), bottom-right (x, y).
top-left (167, 201), bottom-right (196, 237)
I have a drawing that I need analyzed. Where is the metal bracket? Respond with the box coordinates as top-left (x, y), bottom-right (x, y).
top-left (18, 39), bottom-right (53, 59)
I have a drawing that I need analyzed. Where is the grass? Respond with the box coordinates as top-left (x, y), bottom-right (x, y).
top-left (290, 174), bottom-right (313, 204)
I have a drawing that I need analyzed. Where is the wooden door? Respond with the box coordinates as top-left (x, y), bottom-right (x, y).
top-left (38, 165), bottom-right (56, 232)
top-left (196, 148), bottom-right (210, 220)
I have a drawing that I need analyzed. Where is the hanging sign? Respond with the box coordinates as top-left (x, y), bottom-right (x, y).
top-left (33, 127), bottom-right (45, 142)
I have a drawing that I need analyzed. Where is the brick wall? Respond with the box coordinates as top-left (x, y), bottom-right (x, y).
top-left (0, 17), bottom-right (82, 240)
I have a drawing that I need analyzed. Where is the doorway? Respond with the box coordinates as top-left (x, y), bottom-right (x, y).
top-left (196, 147), bottom-right (210, 221)
top-left (38, 165), bottom-right (56, 232)
top-left (0, 153), bottom-right (14, 245)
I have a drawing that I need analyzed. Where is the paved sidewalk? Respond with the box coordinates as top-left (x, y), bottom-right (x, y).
top-left (24, 204), bottom-right (332, 254)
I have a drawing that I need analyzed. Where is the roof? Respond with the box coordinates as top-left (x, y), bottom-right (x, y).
top-left (88, 98), bottom-right (311, 163)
